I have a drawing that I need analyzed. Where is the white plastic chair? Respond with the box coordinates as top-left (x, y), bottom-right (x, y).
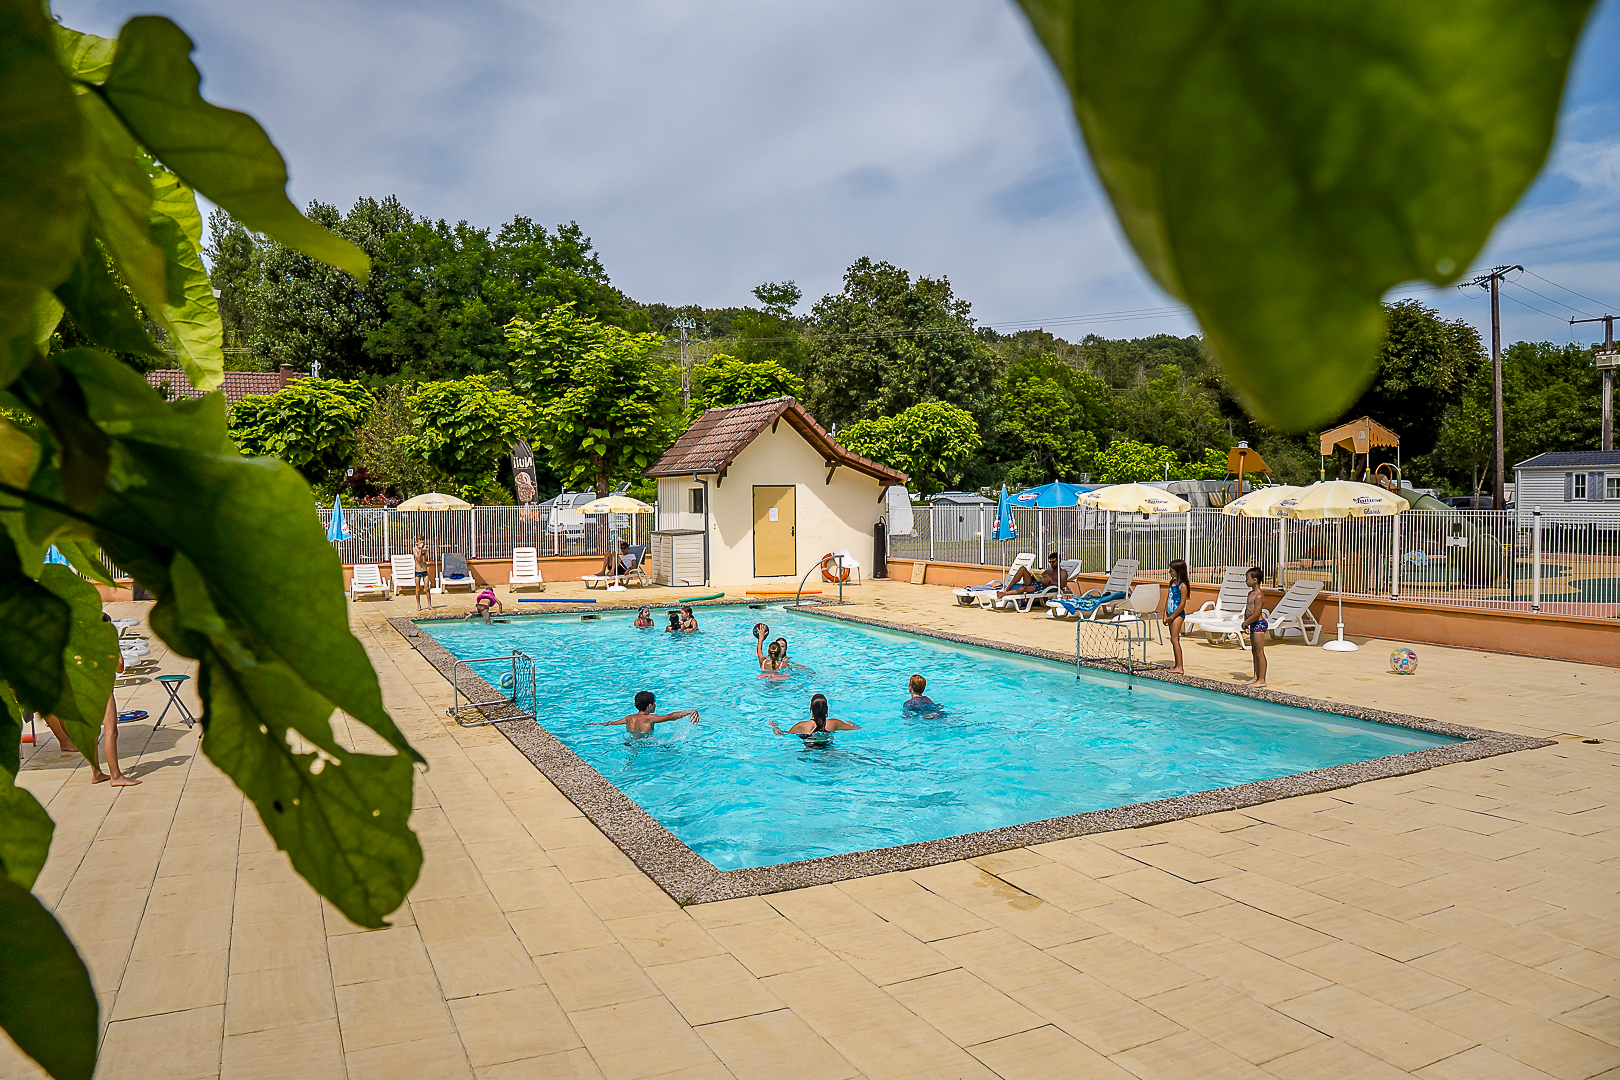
top-left (1107, 582), bottom-right (1163, 642)
top-left (1068, 558), bottom-right (1140, 620)
top-left (389, 554), bottom-right (418, 597)
top-left (508, 547), bottom-right (545, 594)
top-left (826, 549), bottom-right (862, 585)
top-left (350, 563), bottom-right (388, 602)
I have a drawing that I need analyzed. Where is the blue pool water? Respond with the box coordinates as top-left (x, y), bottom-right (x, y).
top-left (421, 606), bottom-right (1458, 870)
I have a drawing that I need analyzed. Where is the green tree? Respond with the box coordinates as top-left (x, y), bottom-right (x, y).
top-left (731, 281), bottom-right (806, 372)
top-left (353, 382), bottom-right (441, 499)
top-left (838, 402), bottom-right (981, 495)
top-left (1113, 363), bottom-right (1232, 458)
top-left (996, 359), bottom-right (1103, 483)
top-left (1, 13), bottom-right (425, 1077)
top-left (1500, 340), bottom-right (1600, 465)
top-left (1094, 439), bottom-right (1225, 483)
top-left (398, 376), bottom-right (533, 497)
top-left (533, 324), bottom-right (675, 498)
top-left (689, 353), bottom-right (803, 413)
top-left (1434, 397), bottom-right (1494, 497)
top-left (803, 258), bottom-right (998, 433)
top-left (227, 378), bottom-right (372, 484)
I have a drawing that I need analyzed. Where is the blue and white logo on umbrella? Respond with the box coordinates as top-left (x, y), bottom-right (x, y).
top-left (1012, 481), bottom-right (1093, 508)
top-left (327, 495), bottom-right (351, 542)
top-left (992, 485), bottom-right (1018, 541)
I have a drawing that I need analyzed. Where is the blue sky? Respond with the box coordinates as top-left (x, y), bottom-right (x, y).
top-left (55, 0), bottom-right (1620, 348)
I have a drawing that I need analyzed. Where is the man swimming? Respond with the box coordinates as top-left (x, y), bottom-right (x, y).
top-left (591, 691), bottom-right (700, 735)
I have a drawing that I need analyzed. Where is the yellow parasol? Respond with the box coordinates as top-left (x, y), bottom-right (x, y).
top-left (1220, 485), bottom-right (1301, 518)
top-left (1276, 481), bottom-right (1407, 652)
top-left (396, 492), bottom-right (472, 511)
top-left (1081, 484), bottom-right (1192, 514)
top-left (576, 495), bottom-right (655, 515)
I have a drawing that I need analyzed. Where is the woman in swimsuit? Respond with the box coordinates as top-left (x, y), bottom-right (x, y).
top-left (770, 693), bottom-right (860, 738)
top-left (1165, 558), bottom-right (1191, 674)
top-left (754, 625), bottom-right (788, 672)
top-left (678, 605), bottom-right (698, 632)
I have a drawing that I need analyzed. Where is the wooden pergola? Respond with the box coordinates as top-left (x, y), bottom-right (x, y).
top-left (1319, 416), bottom-right (1400, 481)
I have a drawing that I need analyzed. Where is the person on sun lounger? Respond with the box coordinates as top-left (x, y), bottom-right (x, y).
top-left (463, 586), bottom-right (505, 623)
top-left (997, 552), bottom-right (1069, 598)
top-left (592, 691), bottom-right (699, 735)
top-left (597, 541), bottom-right (637, 579)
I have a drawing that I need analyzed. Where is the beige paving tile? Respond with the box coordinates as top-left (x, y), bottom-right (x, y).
top-left (815, 921), bottom-right (955, 985)
top-left (708, 918), bottom-right (835, 978)
top-left (685, 896), bottom-right (784, 929)
top-left (1083, 897), bottom-right (1223, 954)
top-left (481, 867), bottom-right (570, 912)
top-left (1413, 944), bottom-right (1603, 1018)
top-left (334, 973), bottom-right (457, 1052)
top-left (573, 873), bottom-right (678, 922)
top-left (228, 915), bottom-right (328, 974)
top-left (534, 945), bottom-right (660, 1012)
top-left (695, 1009), bottom-right (857, 1079)
top-left (646, 954), bottom-right (783, 1027)
top-left (761, 963), bottom-right (916, 1039)
top-left (1110, 1029), bottom-right (1271, 1079)
top-left (1124, 842), bottom-right (1238, 884)
top-left (475, 1047), bottom-right (604, 1079)
top-left (846, 888), bottom-right (993, 942)
top-left (1290, 940), bottom-right (1465, 1012)
top-left (233, 880), bottom-right (322, 925)
top-left (1552, 996), bottom-right (1620, 1048)
top-left (967, 1024), bottom-right (1135, 1079)
top-left (765, 882), bottom-right (887, 933)
top-left (220, 1017), bottom-right (344, 1080)
top-left (998, 862), bottom-right (1128, 914)
top-left (1539, 949), bottom-right (1620, 1000)
top-left (1143, 979), bottom-right (1324, 1064)
top-left (128, 904), bottom-right (233, 961)
top-left (448, 985), bottom-right (582, 1068)
top-left (1416, 989), bottom-right (1620, 1080)
top-left (971, 848), bottom-right (1053, 875)
top-left (1415, 1044), bottom-right (1563, 1080)
top-left (1187, 900), bottom-right (1337, 959)
top-left (1295, 903), bottom-right (1450, 962)
top-left (1259, 1038), bottom-right (1414, 1080)
top-left (931, 928), bottom-right (1077, 994)
top-left (886, 967), bottom-right (1045, 1046)
top-left (1277, 985), bottom-right (1475, 1071)
top-left (1164, 939), bottom-right (1331, 1006)
top-left (508, 899), bottom-right (617, 956)
top-left (819, 1019), bottom-right (999, 1080)
top-left (1049, 933), bottom-right (1201, 999)
top-left (224, 963), bottom-right (338, 1035)
top-left (968, 895), bottom-right (1107, 950)
top-left (110, 948), bottom-right (229, 1021)
top-left (1414, 905), bottom-right (1581, 967)
top-left (605, 910), bottom-right (725, 968)
top-left (144, 870), bottom-right (236, 916)
top-left (567, 997), bottom-right (719, 1080)
top-left (1013, 970), bottom-right (1183, 1057)
top-left (412, 894), bottom-right (512, 945)
top-left (1029, 837), bottom-right (1150, 879)
top-left (96, 1004), bottom-right (224, 1080)
top-left (346, 1033), bottom-right (472, 1080)
top-left (426, 931), bottom-right (542, 998)
top-left (327, 925), bottom-right (434, 985)
top-left (1205, 872), bottom-right (1342, 920)
top-left (548, 844), bottom-right (641, 884)
top-left (1303, 872), bottom-right (1451, 922)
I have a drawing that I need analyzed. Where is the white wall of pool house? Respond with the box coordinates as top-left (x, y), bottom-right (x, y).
top-left (654, 423), bottom-right (889, 585)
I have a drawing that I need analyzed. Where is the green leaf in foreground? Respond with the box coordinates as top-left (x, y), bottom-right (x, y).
top-left (76, 89), bottom-right (166, 318)
top-left (53, 231), bottom-right (161, 358)
top-left (146, 166), bottom-right (224, 389)
top-left (54, 24), bottom-right (117, 84)
top-left (0, 770), bottom-right (54, 890)
top-left (0, 530), bottom-right (70, 723)
top-left (1016, 0), bottom-right (1594, 428)
top-left (0, 876), bottom-right (98, 1080)
top-left (0, 0), bottom-right (87, 364)
top-left (38, 565), bottom-right (118, 754)
top-left (103, 17), bottom-right (371, 283)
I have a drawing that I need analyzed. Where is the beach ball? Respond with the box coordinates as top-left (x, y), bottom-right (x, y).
top-left (1389, 647), bottom-right (1418, 676)
top-left (499, 672), bottom-right (516, 689)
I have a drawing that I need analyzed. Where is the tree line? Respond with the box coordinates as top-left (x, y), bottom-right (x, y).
top-left (189, 196), bottom-right (1605, 502)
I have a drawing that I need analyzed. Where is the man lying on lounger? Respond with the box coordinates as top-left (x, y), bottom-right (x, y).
top-left (597, 541), bottom-right (637, 580)
top-left (997, 552), bottom-right (1069, 598)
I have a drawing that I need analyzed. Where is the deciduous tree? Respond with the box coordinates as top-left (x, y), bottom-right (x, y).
top-left (838, 402), bottom-right (981, 495)
top-left (398, 377), bottom-right (533, 497)
top-left (228, 378), bottom-right (373, 484)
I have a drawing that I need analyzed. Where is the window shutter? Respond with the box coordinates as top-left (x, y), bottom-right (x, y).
top-left (1593, 472), bottom-right (1608, 502)
top-left (1564, 472), bottom-right (1574, 501)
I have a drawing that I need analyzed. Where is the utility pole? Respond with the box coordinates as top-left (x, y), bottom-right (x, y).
top-left (1461, 265), bottom-right (1522, 510)
top-left (1570, 314), bottom-right (1616, 452)
top-left (673, 316), bottom-right (696, 410)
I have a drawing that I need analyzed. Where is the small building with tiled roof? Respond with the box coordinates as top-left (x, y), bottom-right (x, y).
top-left (645, 397), bottom-right (908, 585)
top-left (145, 364), bottom-right (305, 404)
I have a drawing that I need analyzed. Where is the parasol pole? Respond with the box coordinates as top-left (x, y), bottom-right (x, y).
top-left (1323, 517), bottom-right (1357, 651)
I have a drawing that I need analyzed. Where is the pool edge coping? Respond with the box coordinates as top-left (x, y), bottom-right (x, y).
top-left (387, 603), bottom-right (1553, 906)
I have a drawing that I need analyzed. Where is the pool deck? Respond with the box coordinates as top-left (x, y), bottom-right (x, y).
top-left (8, 579), bottom-right (1620, 1080)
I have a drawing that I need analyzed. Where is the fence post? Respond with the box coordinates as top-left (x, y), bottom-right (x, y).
top-left (383, 512), bottom-right (390, 560)
top-left (929, 505), bottom-right (936, 562)
top-left (1390, 512), bottom-right (1400, 599)
top-left (1105, 511), bottom-right (1112, 570)
top-left (1038, 510), bottom-right (1044, 563)
top-left (1184, 509), bottom-right (1193, 570)
top-left (1532, 509), bottom-right (1542, 613)
top-left (470, 507), bottom-right (477, 560)
top-left (1277, 516), bottom-right (1287, 586)
top-left (979, 506), bottom-right (985, 567)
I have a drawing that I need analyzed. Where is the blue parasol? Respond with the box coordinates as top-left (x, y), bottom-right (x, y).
top-left (1012, 481), bottom-right (1094, 508)
top-left (44, 544), bottom-right (71, 565)
top-left (992, 484), bottom-right (1018, 541)
top-left (327, 495), bottom-right (351, 543)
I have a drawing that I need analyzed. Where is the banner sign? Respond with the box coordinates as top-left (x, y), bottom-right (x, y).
top-left (510, 440), bottom-right (540, 507)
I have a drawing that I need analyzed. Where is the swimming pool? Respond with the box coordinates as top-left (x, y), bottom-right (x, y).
top-left (419, 605), bottom-right (1460, 871)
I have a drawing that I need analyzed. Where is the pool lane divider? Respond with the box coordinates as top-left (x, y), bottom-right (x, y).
top-left (518, 597), bottom-right (596, 603)
top-left (678, 592), bottom-right (724, 602)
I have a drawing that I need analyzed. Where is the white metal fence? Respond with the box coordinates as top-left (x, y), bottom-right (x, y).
top-left (889, 505), bottom-right (1620, 620)
top-left (314, 506), bottom-right (646, 564)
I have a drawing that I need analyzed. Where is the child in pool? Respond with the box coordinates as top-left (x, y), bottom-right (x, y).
top-left (633, 606), bottom-right (654, 628)
top-left (755, 625), bottom-right (789, 672)
top-left (591, 691), bottom-right (699, 735)
top-left (462, 587), bottom-right (505, 624)
top-left (770, 693), bottom-right (860, 737)
top-left (664, 610), bottom-right (682, 633)
top-left (678, 605), bottom-right (699, 631)
top-left (903, 674), bottom-right (936, 710)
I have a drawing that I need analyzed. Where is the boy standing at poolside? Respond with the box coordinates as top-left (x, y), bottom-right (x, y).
top-left (1241, 566), bottom-right (1268, 688)
top-left (593, 691), bottom-right (700, 735)
top-left (412, 535), bottom-right (433, 611)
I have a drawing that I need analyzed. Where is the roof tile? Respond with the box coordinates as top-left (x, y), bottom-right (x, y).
top-left (645, 397), bottom-right (907, 484)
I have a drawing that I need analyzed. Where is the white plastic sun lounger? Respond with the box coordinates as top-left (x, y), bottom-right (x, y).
top-left (389, 554), bottom-right (418, 597)
top-left (1184, 566), bottom-right (1252, 645)
top-left (954, 553), bottom-right (1035, 606)
top-left (1264, 579), bottom-right (1324, 645)
top-left (1068, 559), bottom-right (1139, 620)
top-left (988, 560), bottom-right (1081, 612)
top-left (507, 547), bottom-right (546, 594)
top-left (350, 563), bottom-right (388, 602)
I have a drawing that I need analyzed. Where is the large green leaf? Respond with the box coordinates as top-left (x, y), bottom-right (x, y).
top-left (1016, 0), bottom-right (1594, 428)
top-left (0, 771), bottom-right (54, 890)
top-left (0, 876), bottom-right (98, 1080)
top-left (37, 565), bottom-right (117, 754)
top-left (10, 355), bottom-right (110, 512)
top-left (146, 167), bottom-right (223, 389)
top-left (103, 17), bottom-right (370, 283)
top-left (0, 684), bottom-right (20, 781)
top-left (0, 0), bottom-right (87, 374)
top-left (76, 89), bottom-right (166, 317)
top-left (0, 530), bottom-right (69, 720)
top-left (54, 25), bottom-right (116, 84)
top-left (53, 231), bottom-right (161, 357)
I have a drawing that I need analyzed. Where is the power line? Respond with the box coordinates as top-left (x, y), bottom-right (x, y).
top-left (1505, 280), bottom-right (1595, 319)
top-left (1524, 269), bottom-right (1620, 313)
top-left (1498, 288), bottom-right (1573, 324)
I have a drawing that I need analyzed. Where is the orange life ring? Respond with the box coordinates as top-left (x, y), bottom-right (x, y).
top-left (821, 554), bottom-right (850, 583)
